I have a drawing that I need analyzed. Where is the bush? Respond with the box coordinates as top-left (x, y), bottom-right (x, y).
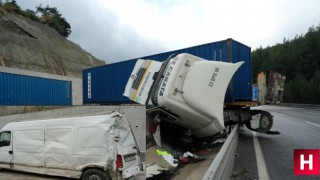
top-left (21, 9), bottom-right (39, 21)
top-left (1, 1), bottom-right (71, 37)
top-left (284, 71), bottom-right (320, 104)
top-left (2, 0), bottom-right (22, 14)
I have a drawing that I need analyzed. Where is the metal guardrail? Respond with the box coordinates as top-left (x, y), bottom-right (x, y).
top-left (202, 124), bottom-right (239, 180)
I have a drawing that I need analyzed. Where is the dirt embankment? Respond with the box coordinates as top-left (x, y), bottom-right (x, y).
top-left (0, 7), bottom-right (105, 78)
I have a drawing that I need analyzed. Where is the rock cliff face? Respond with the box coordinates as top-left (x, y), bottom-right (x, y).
top-left (0, 7), bottom-right (105, 77)
top-left (0, 8), bottom-right (106, 116)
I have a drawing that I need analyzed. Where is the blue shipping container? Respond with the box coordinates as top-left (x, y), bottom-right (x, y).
top-left (83, 38), bottom-right (252, 104)
top-left (0, 72), bottom-right (72, 105)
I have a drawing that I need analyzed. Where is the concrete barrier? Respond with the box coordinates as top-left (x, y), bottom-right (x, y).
top-left (202, 125), bottom-right (239, 180)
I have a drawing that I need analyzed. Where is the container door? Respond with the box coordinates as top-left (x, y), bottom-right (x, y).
top-left (0, 131), bottom-right (13, 169)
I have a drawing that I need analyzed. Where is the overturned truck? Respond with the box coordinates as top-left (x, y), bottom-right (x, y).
top-left (123, 53), bottom-right (274, 178)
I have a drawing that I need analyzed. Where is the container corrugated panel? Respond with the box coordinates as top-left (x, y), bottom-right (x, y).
top-left (83, 38), bottom-right (252, 104)
top-left (0, 72), bottom-right (72, 105)
top-left (83, 60), bottom-right (138, 104)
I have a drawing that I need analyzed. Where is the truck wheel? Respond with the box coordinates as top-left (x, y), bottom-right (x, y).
top-left (246, 111), bottom-right (273, 133)
top-left (81, 169), bottom-right (110, 180)
top-left (257, 111), bottom-right (273, 133)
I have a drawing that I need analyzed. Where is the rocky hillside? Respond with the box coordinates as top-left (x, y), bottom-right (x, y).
top-left (0, 7), bottom-right (105, 77)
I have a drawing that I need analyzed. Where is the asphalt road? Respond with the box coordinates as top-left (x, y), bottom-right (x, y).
top-left (0, 169), bottom-right (74, 179)
top-left (232, 105), bottom-right (320, 180)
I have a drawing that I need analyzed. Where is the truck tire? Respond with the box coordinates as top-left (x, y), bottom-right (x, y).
top-left (246, 111), bottom-right (273, 133)
top-left (257, 111), bottom-right (273, 133)
top-left (81, 168), bottom-right (110, 180)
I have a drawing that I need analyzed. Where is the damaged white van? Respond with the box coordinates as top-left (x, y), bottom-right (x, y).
top-left (0, 112), bottom-right (142, 180)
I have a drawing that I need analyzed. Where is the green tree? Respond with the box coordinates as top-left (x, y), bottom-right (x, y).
top-left (36, 4), bottom-right (71, 37)
top-left (309, 71), bottom-right (320, 103)
top-left (22, 9), bottom-right (39, 21)
top-left (252, 23), bottom-right (320, 104)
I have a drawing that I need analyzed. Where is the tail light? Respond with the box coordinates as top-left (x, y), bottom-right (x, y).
top-left (116, 154), bottom-right (123, 170)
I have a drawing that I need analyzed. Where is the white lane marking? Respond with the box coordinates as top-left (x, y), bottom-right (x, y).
top-left (252, 132), bottom-right (270, 180)
top-left (306, 121), bottom-right (320, 127)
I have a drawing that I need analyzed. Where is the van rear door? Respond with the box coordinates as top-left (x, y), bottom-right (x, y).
top-left (0, 131), bottom-right (13, 169)
top-left (113, 113), bottom-right (143, 178)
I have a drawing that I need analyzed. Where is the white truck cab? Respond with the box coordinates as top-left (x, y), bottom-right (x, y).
top-left (124, 53), bottom-right (244, 137)
top-left (124, 53), bottom-right (273, 138)
top-left (0, 112), bottom-right (142, 180)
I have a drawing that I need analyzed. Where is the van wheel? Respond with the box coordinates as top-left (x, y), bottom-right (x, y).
top-left (81, 169), bottom-right (110, 180)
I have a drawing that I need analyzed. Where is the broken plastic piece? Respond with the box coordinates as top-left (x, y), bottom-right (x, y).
top-left (155, 149), bottom-right (178, 167)
top-left (213, 138), bottom-right (226, 144)
top-left (183, 151), bottom-right (194, 158)
top-left (156, 149), bottom-right (171, 156)
top-left (162, 154), bottom-right (178, 167)
top-left (182, 151), bottom-right (205, 163)
top-left (146, 163), bottom-right (168, 178)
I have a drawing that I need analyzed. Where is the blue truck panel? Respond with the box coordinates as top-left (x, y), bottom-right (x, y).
top-left (0, 72), bottom-right (72, 105)
top-left (83, 38), bottom-right (252, 104)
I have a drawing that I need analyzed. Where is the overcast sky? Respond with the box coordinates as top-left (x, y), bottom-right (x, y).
top-left (17, 0), bottom-right (320, 64)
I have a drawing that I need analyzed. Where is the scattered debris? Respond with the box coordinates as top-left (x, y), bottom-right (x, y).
top-left (156, 149), bottom-right (178, 167)
top-left (213, 138), bottom-right (227, 144)
top-left (146, 163), bottom-right (168, 178)
top-left (179, 157), bottom-right (189, 164)
top-left (156, 149), bottom-right (171, 156)
top-left (162, 154), bottom-right (179, 167)
top-left (182, 151), bottom-right (205, 163)
top-left (146, 121), bottom-right (226, 179)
